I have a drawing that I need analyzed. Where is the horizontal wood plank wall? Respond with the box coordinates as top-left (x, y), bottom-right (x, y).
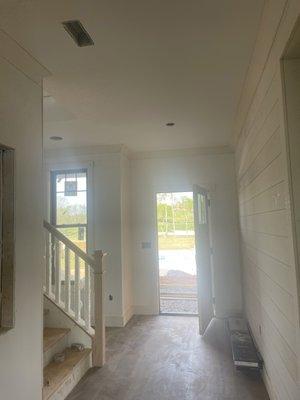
top-left (234, 1), bottom-right (300, 399)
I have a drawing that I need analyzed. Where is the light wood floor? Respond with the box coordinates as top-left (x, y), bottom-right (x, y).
top-left (67, 316), bottom-right (269, 400)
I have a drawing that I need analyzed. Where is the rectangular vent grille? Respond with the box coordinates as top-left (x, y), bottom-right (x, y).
top-left (62, 20), bottom-right (94, 47)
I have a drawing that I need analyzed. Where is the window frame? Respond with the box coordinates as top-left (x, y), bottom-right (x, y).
top-left (50, 168), bottom-right (88, 248)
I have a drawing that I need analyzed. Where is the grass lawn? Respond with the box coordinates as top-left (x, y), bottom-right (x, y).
top-left (158, 235), bottom-right (195, 250)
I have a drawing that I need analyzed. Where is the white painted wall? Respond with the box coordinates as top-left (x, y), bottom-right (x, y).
top-left (283, 59), bottom-right (300, 280)
top-left (0, 46), bottom-right (45, 398)
top-left (92, 152), bottom-right (123, 326)
top-left (45, 147), bottom-right (241, 325)
top-left (234, 1), bottom-right (300, 399)
top-left (44, 146), bottom-right (132, 327)
top-left (130, 151), bottom-right (242, 317)
top-left (121, 153), bottom-right (134, 324)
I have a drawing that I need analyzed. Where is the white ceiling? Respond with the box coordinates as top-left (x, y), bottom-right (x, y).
top-left (0, 0), bottom-right (264, 151)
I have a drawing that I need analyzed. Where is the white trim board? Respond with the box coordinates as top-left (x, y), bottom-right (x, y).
top-left (129, 145), bottom-right (233, 160)
top-left (133, 305), bottom-right (159, 315)
top-left (44, 144), bottom-right (233, 162)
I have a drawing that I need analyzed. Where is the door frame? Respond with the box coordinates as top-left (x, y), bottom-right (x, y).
top-left (193, 185), bottom-right (216, 334)
top-left (154, 189), bottom-right (202, 316)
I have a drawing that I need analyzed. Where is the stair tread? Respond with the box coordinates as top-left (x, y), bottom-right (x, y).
top-left (43, 327), bottom-right (70, 353)
top-left (43, 347), bottom-right (91, 400)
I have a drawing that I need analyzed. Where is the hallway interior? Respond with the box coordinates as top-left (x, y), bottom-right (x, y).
top-left (67, 316), bottom-right (269, 400)
top-left (1, 2), bottom-right (300, 399)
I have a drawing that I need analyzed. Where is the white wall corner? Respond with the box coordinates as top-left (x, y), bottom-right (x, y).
top-left (123, 305), bottom-right (134, 326)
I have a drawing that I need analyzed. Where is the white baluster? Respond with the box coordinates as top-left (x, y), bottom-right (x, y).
top-left (74, 254), bottom-right (80, 321)
top-left (84, 262), bottom-right (91, 330)
top-left (45, 231), bottom-right (51, 296)
top-left (64, 247), bottom-right (71, 313)
top-left (54, 239), bottom-right (61, 303)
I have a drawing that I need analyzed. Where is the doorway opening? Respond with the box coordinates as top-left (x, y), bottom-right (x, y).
top-left (156, 192), bottom-right (198, 315)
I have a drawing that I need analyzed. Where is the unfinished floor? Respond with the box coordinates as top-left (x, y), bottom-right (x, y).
top-left (67, 316), bottom-right (269, 400)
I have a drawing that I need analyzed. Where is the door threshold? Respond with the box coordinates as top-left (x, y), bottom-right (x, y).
top-left (159, 312), bottom-right (198, 317)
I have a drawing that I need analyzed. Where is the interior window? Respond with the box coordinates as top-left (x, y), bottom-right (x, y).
top-left (50, 169), bottom-right (88, 251)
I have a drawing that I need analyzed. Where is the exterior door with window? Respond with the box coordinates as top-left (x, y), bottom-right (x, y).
top-left (193, 185), bottom-right (214, 335)
top-left (50, 169), bottom-right (88, 252)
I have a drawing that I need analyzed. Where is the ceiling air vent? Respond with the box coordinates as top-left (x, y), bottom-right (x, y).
top-left (62, 20), bottom-right (94, 47)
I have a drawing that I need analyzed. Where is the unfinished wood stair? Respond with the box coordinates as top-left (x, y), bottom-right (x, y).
top-left (42, 220), bottom-right (107, 399)
top-left (43, 327), bottom-right (92, 400)
top-left (44, 328), bottom-right (70, 353)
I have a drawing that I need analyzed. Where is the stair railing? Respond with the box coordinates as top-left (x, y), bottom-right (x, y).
top-left (43, 220), bottom-right (106, 367)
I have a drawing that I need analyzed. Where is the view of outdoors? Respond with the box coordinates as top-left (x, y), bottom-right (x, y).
top-left (52, 170), bottom-right (88, 252)
top-left (157, 192), bottom-right (198, 315)
top-left (51, 170), bottom-right (88, 317)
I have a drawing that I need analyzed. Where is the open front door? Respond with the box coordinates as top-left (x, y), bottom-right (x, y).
top-left (193, 185), bottom-right (214, 335)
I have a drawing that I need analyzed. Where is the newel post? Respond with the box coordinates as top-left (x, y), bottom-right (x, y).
top-left (92, 250), bottom-right (106, 367)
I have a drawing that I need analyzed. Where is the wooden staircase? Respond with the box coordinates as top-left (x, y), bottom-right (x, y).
top-left (42, 220), bottom-right (107, 399)
top-left (43, 327), bottom-right (91, 400)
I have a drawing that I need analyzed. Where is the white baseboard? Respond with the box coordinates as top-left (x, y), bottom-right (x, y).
top-left (105, 315), bottom-right (124, 327)
top-left (123, 305), bottom-right (134, 326)
top-left (133, 305), bottom-right (159, 315)
top-left (214, 308), bottom-right (243, 319)
top-left (105, 305), bottom-right (158, 327)
top-left (105, 306), bottom-right (134, 328)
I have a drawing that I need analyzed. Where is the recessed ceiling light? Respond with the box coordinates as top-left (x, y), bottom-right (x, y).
top-left (166, 122), bottom-right (175, 127)
top-left (50, 136), bottom-right (63, 141)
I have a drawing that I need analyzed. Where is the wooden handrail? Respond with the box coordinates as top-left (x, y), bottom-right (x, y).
top-left (43, 219), bottom-right (108, 367)
top-left (43, 220), bottom-right (96, 268)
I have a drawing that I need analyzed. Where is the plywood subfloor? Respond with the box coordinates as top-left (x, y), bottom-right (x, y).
top-left (66, 316), bottom-right (269, 400)
top-left (43, 348), bottom-right (91, 400)
top-left (43, 327), bottom-right (70, 353)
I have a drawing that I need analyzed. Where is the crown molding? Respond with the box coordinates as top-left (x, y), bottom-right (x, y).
top-left (44, 143), bottom-right (233, 162)
top-left (129, 145), bottom-right (233, 160)
top-left (44, 144), bottom-right (125, 162)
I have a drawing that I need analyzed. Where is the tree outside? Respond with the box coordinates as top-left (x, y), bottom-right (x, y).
top-left (157, 192), bottom-right (195, 250)
top-left (157, 192), bottom-right (198, 315)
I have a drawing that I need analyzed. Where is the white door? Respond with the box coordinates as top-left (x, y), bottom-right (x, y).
top-left (193, 185), bottom-right (214, 334)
